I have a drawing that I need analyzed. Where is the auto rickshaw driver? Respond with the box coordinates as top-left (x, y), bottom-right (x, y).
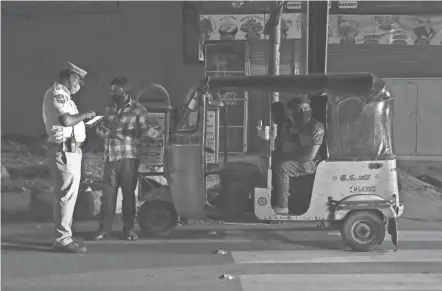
top-left (273, 96), bottom-right (325, 214)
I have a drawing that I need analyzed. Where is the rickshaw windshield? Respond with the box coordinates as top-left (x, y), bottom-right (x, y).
top-left (202, 73), bottom-right (395, 161)
top-left (328, 83), bottom-right (394, 160)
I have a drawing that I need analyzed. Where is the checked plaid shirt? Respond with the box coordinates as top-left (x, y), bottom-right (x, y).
top-left (96, 98), bottom-right (156, 162)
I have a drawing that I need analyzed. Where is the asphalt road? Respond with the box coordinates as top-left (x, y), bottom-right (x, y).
top-left (2, 219), bottom-right (442, 291)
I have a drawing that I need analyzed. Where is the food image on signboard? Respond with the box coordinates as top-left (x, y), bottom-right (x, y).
top-left (240, 18), bottom-right (264, 40)
top-left (338, 17), bottom-right (359, 44)
top-left (395, 15), bottom-right (442, 45)
top-left (373, 15), bottom-right (396, 31)
top-left (390, 33), bottom-right (409, 45)
top-left (413, 21), bottom-right (436, 45)
top-left (362, 34), bottom-right (381, 44)
top-left (218, 16), bottom-right (239, 40)
top-left (200, 16), bottom-right (215, 42)
top-left (280, 18), bottom-right (293, 40)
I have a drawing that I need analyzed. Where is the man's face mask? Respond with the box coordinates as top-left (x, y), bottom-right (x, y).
top-left (294, 103), bottom-right (312, 124)
top-left (111, 85), bottom-right (125, 104)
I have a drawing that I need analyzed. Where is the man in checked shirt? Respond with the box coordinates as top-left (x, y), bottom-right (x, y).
top-left (94, 77), bottom-right (162, 241)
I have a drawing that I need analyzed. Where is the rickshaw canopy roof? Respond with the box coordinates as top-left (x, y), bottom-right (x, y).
top-left (204, 73), bottom-right (390, 102)
top-left (201, 72), bottom-right (395, 160)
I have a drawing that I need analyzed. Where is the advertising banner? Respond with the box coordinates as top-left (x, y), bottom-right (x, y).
top-left (139, 112), bottom-right (166, 171)
top-left (328, 15), bottom-right (442, 45)
top-left (206, 110), bottom-right (219, 164)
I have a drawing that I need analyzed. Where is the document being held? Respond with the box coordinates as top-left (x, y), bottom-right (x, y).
top-left (85, 116), bottom-right (104, 127)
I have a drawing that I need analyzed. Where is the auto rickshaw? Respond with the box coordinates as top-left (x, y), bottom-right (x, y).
top-left (137, 73), bottom-right (404, 252)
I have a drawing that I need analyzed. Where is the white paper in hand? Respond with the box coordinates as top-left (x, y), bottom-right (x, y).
top-left (85, 116), bottom-right (104, 126)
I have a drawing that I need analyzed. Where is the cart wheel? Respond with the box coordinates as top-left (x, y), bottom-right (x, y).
top-left (137, 201), bottom-right (178, 237)
top-left (340, 211), bottom-right (386, 252)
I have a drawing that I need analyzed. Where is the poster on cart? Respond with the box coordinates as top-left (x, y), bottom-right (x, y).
top-left (206, 109), bottom-right (219, 164)
top-left (139, 112), bottom-right (166, 171)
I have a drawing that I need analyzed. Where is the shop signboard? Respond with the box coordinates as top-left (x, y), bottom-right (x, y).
top-left (200, 13), bottom-right (302, 41)
top-left (199, 13), bottom-right (302, 61)
top-left (328, 15), bottom-right (442, 45)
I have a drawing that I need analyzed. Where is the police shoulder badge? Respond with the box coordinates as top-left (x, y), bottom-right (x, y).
top-left (55, 94), bottom-right (68, 104)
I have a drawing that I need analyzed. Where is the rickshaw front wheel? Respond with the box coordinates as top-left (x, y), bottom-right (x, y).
top-left (340, 211), bottom-right (386, 252)
top-left (137, 201), bottom-right (178, 237)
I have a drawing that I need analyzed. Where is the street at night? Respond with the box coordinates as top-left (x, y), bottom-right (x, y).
top-left (3, 219), bottom-right (442, 291)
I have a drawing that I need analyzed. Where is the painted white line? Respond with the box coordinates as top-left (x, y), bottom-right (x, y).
top-left (86, 238), bottom-right (252, 244)
top-left (232, 249), bottom-right (442, 264)
top-left (1, 237), bottom-right (251, 247)
top-left (327, 231), bottom-right (442, 242)
top-left (240, 273), bottom-right (442, 291)
top-left (85, 239), bottom-right (250, 245)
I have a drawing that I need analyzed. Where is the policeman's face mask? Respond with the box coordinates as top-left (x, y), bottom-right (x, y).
top-left (69, 75), bottom-right (82, 95)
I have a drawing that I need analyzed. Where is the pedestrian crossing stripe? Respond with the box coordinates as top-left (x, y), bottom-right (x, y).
top-left (1, 237), bottom-right (252, 248)
top-left (239, 273), bottom-right (442, 291)
top-left (235, 247), bottom-right (442, 291)
top-left (326, 230), bottom-right (442, 242)
top-left (231, 249), bottom-right (442, 264)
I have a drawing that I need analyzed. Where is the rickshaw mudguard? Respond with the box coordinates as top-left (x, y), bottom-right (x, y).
top-left (330, 194), bottom-right (400, 249)
top-left (330, 194), bottom-right (397, 221)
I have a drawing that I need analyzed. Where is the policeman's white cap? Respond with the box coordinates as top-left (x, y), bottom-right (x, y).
top-left (64, 61), bottom-right (87, 81)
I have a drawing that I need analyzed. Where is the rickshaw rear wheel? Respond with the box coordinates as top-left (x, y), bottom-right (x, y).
top-left (137, 201), bottom-right (178, 237)
top-left (340, 211), bottom-right (385, 252)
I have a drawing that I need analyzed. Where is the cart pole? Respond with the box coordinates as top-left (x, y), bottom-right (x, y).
top-left (223, 106), bottom-right (228, 163)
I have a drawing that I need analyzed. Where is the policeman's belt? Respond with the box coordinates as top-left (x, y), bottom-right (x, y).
top-left (48, 141), bottom-right (84, 150)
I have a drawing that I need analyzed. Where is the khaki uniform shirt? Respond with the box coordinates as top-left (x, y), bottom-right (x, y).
top-left (42, 82), bottom-right (86, 143)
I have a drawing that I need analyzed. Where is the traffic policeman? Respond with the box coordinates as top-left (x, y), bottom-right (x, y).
top-left (42, 61), bottom-right (96, 253)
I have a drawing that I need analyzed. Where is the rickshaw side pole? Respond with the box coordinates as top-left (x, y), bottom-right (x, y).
top-left (266, 1), bottom-right (283, 103)
top-left (264, 1), bottom-right (283, 173)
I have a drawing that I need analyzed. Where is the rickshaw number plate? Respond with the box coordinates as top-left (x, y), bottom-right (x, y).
top-left (350, 186), bottom-right (376, 193)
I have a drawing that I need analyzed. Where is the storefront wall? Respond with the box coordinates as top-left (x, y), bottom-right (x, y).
top-left (1, 1), bottom-right (204, 137)
top-left (327, 11), bottom-right (442, 158)
top-left (328, 46), bottom-right (442, 158)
